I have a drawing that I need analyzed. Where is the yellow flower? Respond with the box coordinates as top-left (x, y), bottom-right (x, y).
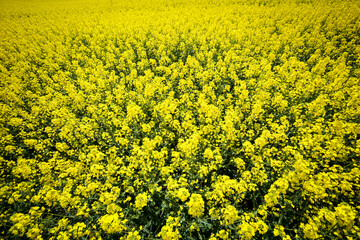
top-left (256, 219), bottom-right (268, 234)
top-left (106, 203), bottom-right (122, 214)
top-left (238, 222), bottom-right (256, 240)
top-left (217, 230), bottom-right (229, 240)
top-left (158, 216), bottom-right (181, 240)
top-left (186, 193), bottom-right (205, 217)
top-left (301, 221), bottom-right (320, 240)
top-left (135, 192), bottom-right (149, 210)
top-left (26, 225), bottom-right (42, 239)
top-left (204, 148), bottom-right (214, 159)
top-left (126, 230), bottom-right (141, 240)
top-left (99, 191), bottom-right (117, 206)
top-left (221, 205), bottom-right (239, 225)
top-left (177, 188), bottom-right (190, 202)
top-left (334, 202), bottom-right (357, 228)
top-left (71, 222), bottom-right (87, 238)
top-left (29, 207), bottom-right (43, 219)
top-left (273, 225), bottom-right (285, 237)
top-left (10, 213), bottom-right (31, 236)
top-left (98, 213), bottom-right (127, 234)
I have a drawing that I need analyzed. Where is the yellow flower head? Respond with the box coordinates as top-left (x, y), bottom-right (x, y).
top-left (177, 188), bottom-right (190, 202)
top-left (186, 193), bottom-right (205, 217)
top-left (221, 205), bottom-right (239, 225)
top-left (135, 192), bottom-right (149, 210)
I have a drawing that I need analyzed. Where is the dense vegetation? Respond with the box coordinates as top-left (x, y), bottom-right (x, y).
top-left (0, 0), bottom-right (359, 239)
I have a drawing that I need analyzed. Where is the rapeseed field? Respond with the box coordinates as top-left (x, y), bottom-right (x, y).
top-left (0, 0), bottom-right (359, 239)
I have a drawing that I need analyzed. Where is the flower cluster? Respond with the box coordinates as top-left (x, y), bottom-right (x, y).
top-left (186, 194), bottom-right (205, 218)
